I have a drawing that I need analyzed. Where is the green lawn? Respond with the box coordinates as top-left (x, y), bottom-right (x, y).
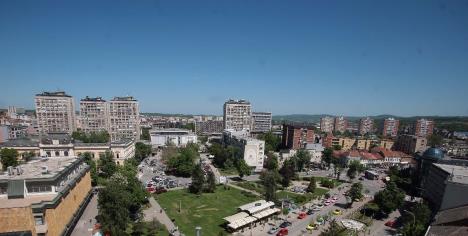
top-left (156, 186), bottom-right (260, 236)
top-left (233, 181), bottom-right (265, 194)
top-left (218, 167), bottom-right (238, 176)
top-left (276, 188), bottom-right (329, 205)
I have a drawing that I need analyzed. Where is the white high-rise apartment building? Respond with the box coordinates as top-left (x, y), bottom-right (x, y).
top-left (108, 96), bottom-right (140, 141)
top-left (320, 116), bottom-right (335, 133)
top-left (80, 97), bottom-right (109, 133)
top-left (251, 112), bottom-right (272, 133)
top-left (35, 91), bottom-right (75, 134)
top-left (359, 117), bottom-right (374, 135)
top-left (223, 99), bottom-right (252, 131)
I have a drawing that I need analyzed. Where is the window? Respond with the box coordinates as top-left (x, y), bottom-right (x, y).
top-left (55, 151), bottom-right (59, 156)
top-left (28, 185), bottom-right (52, 193)
top-left (46, 151), bottom-right (51, 157)
top-left (34, 215), bottom-right (44, 225)
top-left (64, 151), bottom-right (69, 156)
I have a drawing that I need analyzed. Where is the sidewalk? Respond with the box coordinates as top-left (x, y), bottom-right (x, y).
top-left (143, 196), bottom-right (179, 235)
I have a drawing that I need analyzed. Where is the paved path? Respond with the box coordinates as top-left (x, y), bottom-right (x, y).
top-left (143, 196), bottom-right (180, 235)
top-left (227, 182), bottom-right (262, 196)
top-left (71, 193), bottom-right (98, 236)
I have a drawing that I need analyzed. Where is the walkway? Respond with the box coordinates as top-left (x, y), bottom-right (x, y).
top-left (71, 193), bottom-right (98, 236)
top-left (143, 196), bottom-right (179, 235)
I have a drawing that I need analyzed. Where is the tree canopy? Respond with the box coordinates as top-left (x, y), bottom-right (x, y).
top-left (257, 131), bottom-right (281, 152)
top-left (374, 181), bottom-right (405, 214)
top-left (0, 148), bottom-right (19, 170)
top-left (72, 130), bottom-right (110, 143)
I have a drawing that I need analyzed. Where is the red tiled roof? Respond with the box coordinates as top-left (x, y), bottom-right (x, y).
top-left (360, 151), bottom-right (383, 160)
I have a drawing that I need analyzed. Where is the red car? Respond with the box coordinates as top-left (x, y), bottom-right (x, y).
top-left (385, 220), bottom-right (396, 228)
top-left (277, 228), bottom-right (288, 236)
top-left (297, 212), bottom-right (307, 219)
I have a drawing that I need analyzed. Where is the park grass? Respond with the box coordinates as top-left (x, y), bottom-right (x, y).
top-left (233, 181), bottom-right (265, 195)
top-left (276, 188), bottom-right (329, 205)
top-left (218, 167), bottom-right (238, 176)
top-left (156, 186), bottom-right (260, 236)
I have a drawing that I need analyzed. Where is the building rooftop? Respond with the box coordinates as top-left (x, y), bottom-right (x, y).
top-left (424, 148), bottom-right (445, 160)
top-left (150, 128), bottom-right (193, 135)
top-left (434, 163), bottom-right (468, 185)
top-left (35, 91), bottom-right (72, 97)
top-left (0, 138), bottom-right (39, 147)
top-left (225, 99), bottom-right (250, 104)
top-left (81, 96), bottom-right (106, 102)
top-left (111, 96), bottom-right (137, 101)
top-left (0, 156), bottom-right (79, 181)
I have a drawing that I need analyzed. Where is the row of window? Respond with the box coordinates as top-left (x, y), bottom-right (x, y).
top-left (28, 185), bottom-right (52, 193)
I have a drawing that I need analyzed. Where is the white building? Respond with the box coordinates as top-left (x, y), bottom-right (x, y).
top-left (223, 99), bottom-right (252, 131)
top-left (305, 143), bottom-right (324, 163)
top-left (150, 128), bottom-right (197, 147)
top-left (223, 129), bottom-right (265, 172)
top-left (108, 96), bottom-right (140, 141)
top-left (35, 91), bottom-right (76, 134)
top-left (320, 116), bottom-right (334, 133)
top-left (251, 112), bottom-right (272, 133)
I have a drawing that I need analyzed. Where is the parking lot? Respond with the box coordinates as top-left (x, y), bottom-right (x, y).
top-left (138, 151), bottom-right (192, 193)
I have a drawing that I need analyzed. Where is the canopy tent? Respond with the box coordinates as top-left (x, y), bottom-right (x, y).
top-left (246, 201), bottom-right (275, 214)
top-left (252, 208), bottom-right (280, 219)
top-left (226, 216), bottom-right (257, 230)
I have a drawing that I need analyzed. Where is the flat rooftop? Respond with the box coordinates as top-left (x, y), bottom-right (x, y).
top-left (0, 156), bottom-right (79, 181)
top-left (434, 163), bottom-right (468, 185)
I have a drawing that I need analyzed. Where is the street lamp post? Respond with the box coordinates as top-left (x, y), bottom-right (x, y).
top-left (403, 210), bottom-right (416, 228)
top-left (195, 226), bottom-right (202, 236)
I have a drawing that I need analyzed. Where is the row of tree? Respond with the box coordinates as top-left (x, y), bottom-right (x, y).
top-left (207, 143), bottom-right (251, 178)
top-left (189, 164), bottom-right (216, 194)
top-left (165, 143), bottom-right (199, 177)
top-left (72, 130), bottom-right (110, 143)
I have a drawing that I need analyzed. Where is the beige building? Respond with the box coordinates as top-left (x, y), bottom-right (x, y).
top-left (0, 156), bottom-right (92, 236)
top-left (108, 96), bottom-right (140, 141)
top-left (359, 117), bottom-right (374, 135)
top-left (35, 92), bottom-right (75, 135)
top-left (223, 99), bottom-right (252, 131)
top-left (356, 139), bottom-right (373, 151)
top-left (331, 137), bottom-right (355, 151)
top-left (79, 97), bottom-right (109, 133)
top-left (396, 134), bottom-right (428, 154)
top-left (379, 139), bottom-right (395, 150)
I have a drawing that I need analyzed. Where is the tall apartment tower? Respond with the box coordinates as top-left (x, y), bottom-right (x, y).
top-left (359, 117), bottom-right (374, 135)
top-left (383, 117), bottom-right (399, 137)
top-left (320, 116), bottom-right (335, 133)
top-left (108, 96), bottom-right (140, 141)
top-left (334, 116), bottom-right (347, 133)
top-left (251, 112), bottom-right (272, 133)
top-left (223, 99), bottom-right (252, 131)
top-left (35, 91), bottom-right (75, 135)
top-left (80, 96), bottom-right (109, 133)
top-left (415, 119), bottom-right (434, 137)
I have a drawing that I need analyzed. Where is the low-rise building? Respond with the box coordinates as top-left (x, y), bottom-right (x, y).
top-left (305, 143), bottom-right (324, 163)
top-left (150, 128), bottom-right (197, 148)
top-left (0, 156), bottom-right (92, 236)
top-left (223, 129), bottom-right (265, 172)
top-left (251, 112), bottom-right (272, 133)
top-left (356, 138), bottom-right (374, 151)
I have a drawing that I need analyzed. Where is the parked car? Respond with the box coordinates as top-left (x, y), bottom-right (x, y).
top-left (385, 220), bottom-right (397, 228)
top-left (306, 209), bottom-right (314, 215)
top-left (154, 187), bottom-right (167, 194)
top-left (276, 228), bottom-right (288, 236)
top-left (306, 223), bottom-right (318, 230)
top-left (297, 212), bottom-right (307, 219)
top-left (332, 209), bottom-right (342, 215)
top-left (267, 226), bottom-right (279, 234)
top-left (279, 221), bottom-right (292, 228)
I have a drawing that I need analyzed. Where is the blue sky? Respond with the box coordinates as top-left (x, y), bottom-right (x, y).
top-left (1, 0), bottom-right (468, 116)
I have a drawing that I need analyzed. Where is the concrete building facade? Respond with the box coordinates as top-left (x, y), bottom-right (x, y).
top-left (383, 117), bottom-right (399, 137)
top-left (396, 134), bottom-right (428, 154)
top-left (195, 120), bottom-right (224, 135)
top-left (223, 99), bottom-right (252, 131)
top-left (223, 129), bottom-right (265, 172)
top-left (334, 116), bottom-right (347, 133)
top-left (251, 112), bottom-right (272, 133)
top-left (415, 118), bottom-right (434, 137)
top-left (320, 116), bottom-right (334, 133)
top-left (35, 92), bottom-right (75, 135)
top-left (79, 97), bottom-right (109, 133)
top-left (358, 117), bottom-right (374, 135)
top-left (150, 128), bottom-right (197, 147)
top-left (0, 156), bottom-right (92, 236)
top-left (108, 96), bottom-right (140, 141)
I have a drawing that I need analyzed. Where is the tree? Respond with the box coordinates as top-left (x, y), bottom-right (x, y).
top-left (348, 183), bottom-right (363, 205)
top-left (322, 148), bottom-right (333, 169)
top-left (296, 150), bottom-right (311, 171)
top-left (262, 170), bottom-right (280, 202)
top-left (399, 203), bottom-right (431, 236)
top-left (98, 151), bottom-right (117, 179)
top-left (80, 152), bottom-right (98, 186)
top-left (279, 159), bottom-right (296, 187)
top-left (236, 159), bottom-right (251, 179)
top-left (332, 158), bottom-right (345, 180)
top-left (307, 177), bottom-right (317, 193)
top-left (72, 130), bottom-right (110, 143)
top-left (161, 145), bottom-right (178, 163)
top-left (428, 134), bottom-right (443, 147)
top-left (98, 174), bottom-right (133, 235)
top-left (332, 145), bottom-right (342, 151)
top-left (264, 152), bottom-right (279, 170)
top-left (258, 131), bottom-right (281, 152)
top-left (23, 151), bottom-right (35, 162)
top-left (134, 142), bottom-right (152, 162)
top-left (347, 160), bottom-right (363, 181)
top-left (140, 127), bottom-right (151, 140)
top-left (205, 171), bottom-right (216, 193)
top-left (374, 181), bottom-right (405, 214)
top-left (189, 164), bottom-right (205, 194)
top-left (167, 147), bottom-right (196, 177)
top-left (0, 148), bottom-right (19, 170)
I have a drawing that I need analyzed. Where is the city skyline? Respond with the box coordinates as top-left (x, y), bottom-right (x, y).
top-left (1, 0), bottom-right (468, 116)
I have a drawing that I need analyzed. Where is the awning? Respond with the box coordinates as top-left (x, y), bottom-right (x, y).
top-left (238, 200), bottom-right (266, 211)
top-left (223, 212), bottom-right (249, 223)
top-left (245, 201), bottom-right (275, 214)
top-left (252, 208), bottom-right (280, 219)
top-left (227, 216), bottom-right (257, 230)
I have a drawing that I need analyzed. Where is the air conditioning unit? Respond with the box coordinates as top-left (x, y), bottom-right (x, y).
top-left (7, 166), bottom-right (14, 176)
top-left (16, 166), bottom-right (23, 175)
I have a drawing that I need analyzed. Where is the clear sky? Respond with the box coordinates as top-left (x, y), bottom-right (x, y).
top-left (1, 0), bottom-right (468, 116)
